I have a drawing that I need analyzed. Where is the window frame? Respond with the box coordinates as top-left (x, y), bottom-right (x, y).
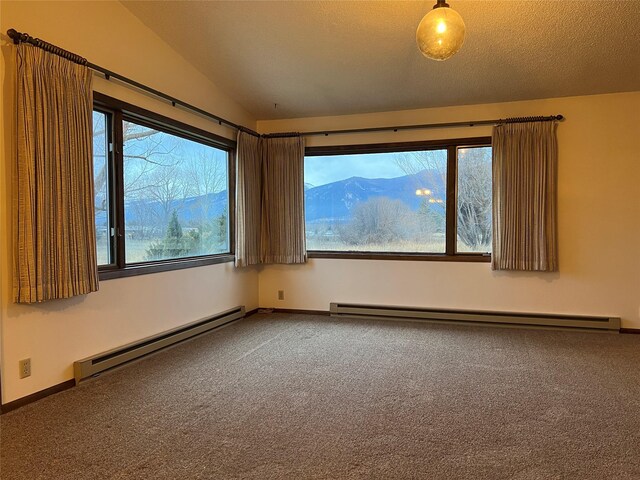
top-left (91, 107), bottom-right (117, 267)
top-left (304, 137), bottom-right (492, 262)
top-left (94, 93), bottom-right (236, 280)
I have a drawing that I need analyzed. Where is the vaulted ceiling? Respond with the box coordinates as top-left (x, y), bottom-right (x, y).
top-left (121, 0), bottom-right (640, 120)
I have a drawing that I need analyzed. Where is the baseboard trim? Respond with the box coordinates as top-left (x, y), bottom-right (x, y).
top-left (75, 306), bottom-right (245, 384)
top-left (245, 308), bottom-right (260, 317)
top-left (620, 328), bottom-right (640, 334)
top-left (1, 379), bottom-right (75, 414)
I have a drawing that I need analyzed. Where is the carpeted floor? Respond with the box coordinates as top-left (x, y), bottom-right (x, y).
top-left (1, 313), bottom-right (640, 479)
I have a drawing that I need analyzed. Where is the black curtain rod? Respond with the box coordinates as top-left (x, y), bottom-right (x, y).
top-left (6, 28), bottom-right (260, 137)
top-left (6, 28), bottom-right (564, 140)
top-left (284, 115), bottom-right (564, 138)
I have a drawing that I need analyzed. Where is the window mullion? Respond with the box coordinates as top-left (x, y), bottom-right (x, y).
top-left (445, 145), bottom-right (457, 256)
top-left (105, 112), bottom-right (117, 266)
top-left (113, 110), bottom-right (126, 269)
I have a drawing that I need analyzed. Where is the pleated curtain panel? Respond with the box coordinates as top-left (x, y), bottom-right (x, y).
top-left (235, 132), bottom-right (262, 267)
top-left (492, 120), bottom-right (558, 272)
top-left (14, 44), bottom-right (99, 303)
top-left (235, 132), bottom-right (306, 267)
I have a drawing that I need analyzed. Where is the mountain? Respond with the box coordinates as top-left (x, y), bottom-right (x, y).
top-left (305, 169), bottom-right (445, 223)
top-left (95, 170), bottom-right (444, 229)
top-left (95, 190), bottom-right (228, 228)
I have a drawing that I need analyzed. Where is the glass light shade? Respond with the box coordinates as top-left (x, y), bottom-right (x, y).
top-left (416, 6), bottom-right (466, 61)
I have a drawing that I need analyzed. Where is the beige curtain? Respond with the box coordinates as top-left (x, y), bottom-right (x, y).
top-left (14, 44), bottom-right (99, 303)
top-left (235, 133), bottom-right (306, 266)
top-left (261, 136), bottom-right (306, 264)
top-left (235, 131), bottom-right (262, 267)
top-left (492, 121), bottom-right (558, 271)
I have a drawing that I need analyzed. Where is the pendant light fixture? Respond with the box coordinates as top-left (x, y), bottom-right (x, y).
top-left (416, 0), bottom-right (466, 61)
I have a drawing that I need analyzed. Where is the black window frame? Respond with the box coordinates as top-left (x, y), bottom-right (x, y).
top-left (304, 137), bottom-right (492, 262)
top-left (94, 93), bottom-right (236, 280)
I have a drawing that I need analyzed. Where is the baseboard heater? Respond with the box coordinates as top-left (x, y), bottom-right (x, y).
top-left (330, 303), bottom-right (620, 333)
top-left (74, 306), bottom-right (246, 384)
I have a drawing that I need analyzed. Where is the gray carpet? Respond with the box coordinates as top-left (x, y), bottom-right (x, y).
top-left (1, 313), bottom-right (640, 479)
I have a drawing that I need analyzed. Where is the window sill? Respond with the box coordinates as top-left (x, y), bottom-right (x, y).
top-left (99, 254), bottom-right (235, 280)
top-left (307, 251), bottom-right (491, 262)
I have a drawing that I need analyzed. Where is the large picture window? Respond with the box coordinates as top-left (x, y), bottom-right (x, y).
top-left (305, 139), bottom-right (492, 261)
top-left (93, 93), bottom-right (234, 279)
top-left (305, 150), bottom-right (448, 253)
top-left (123, 121), bottom-right (229, 263)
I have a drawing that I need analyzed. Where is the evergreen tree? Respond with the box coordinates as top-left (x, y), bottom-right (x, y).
top-left (166, 210), bottom-right (183, 239)
top-left (163, 210), bottom-right (186, 257)
top-left (145, 210), bottom-right (191, 260)
top-left (417, 199), bottom-right (445, 234)
top-left (216, 214), bottom-right (227, 246)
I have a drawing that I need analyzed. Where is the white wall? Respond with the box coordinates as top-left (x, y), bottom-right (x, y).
top-left (258, 93), bottom-right (640, 328)
top-left (0, 1), bottom-right (259, 404)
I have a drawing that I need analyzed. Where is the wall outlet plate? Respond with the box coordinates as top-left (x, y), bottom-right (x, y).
top-left (19, 358), bottom-right (31, 379)
top-left (278, 290), bottom-right (285, 300)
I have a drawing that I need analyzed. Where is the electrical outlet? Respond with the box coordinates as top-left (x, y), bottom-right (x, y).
top-left (278, 290), bottom-right (285, 300)
top-left (19, 358), bottom-right (31, 379)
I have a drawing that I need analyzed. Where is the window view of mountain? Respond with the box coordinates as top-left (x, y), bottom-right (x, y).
top-left (93, 114), bottom-right (230, 265)
top-left (94, 127), bottom-right (492, 263)
top-left (304, 147), bottom-right (492, 254)
top-left (304, 149), bottom-right (450, 253)
top-left (305, 169), bottom-right (448, 253)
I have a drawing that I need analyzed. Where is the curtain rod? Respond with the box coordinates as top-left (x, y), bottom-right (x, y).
top-left (282, 115), bottom-right (564, 138)
top-left (6, 28), bottom-right (261, 137)
top-left (6, 28), bottom-right (564, 140)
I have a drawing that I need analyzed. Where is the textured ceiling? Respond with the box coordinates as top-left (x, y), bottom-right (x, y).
top-left (121, 0), bottom-right (640, 120)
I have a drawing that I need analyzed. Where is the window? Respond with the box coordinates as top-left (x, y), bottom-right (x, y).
top-left (304, 139), bottom-right (492, 261)
top-left (456, 146), bottom-right (492, 253)
top-left (123, 120), bottom-right (230, 263)
top-left (305, 149), bottom-right (448, 253)
top-left (93, 93), bottom-right (235, 279)
top-left (93, 110), bottom-right (112, 266)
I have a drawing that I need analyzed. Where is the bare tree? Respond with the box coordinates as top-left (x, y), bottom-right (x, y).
top-left (92, 117), bottom-right (168, 220)
top-left (142, 162), bottom-right (188, 228)
top-left (457, 148), bottom-right (492, 250)
top-left (395, 148), bottom-right (492, 250)
top-left (121, 122), bottom-right (185, 236)
top-left (395, 150), bottom-right (447, 200)
top-left (183, 150), bottom-right (226, 198)
top-left (339, 197), bottom-right (412, 246)
top-left (92, 114), bottom-right (229, 250)
top-left (93, 119), bottom-right (165, 182)
top-left (182, 150), bottom-right (226, 223)
top-left (92, 113), bottom-right (110, 219)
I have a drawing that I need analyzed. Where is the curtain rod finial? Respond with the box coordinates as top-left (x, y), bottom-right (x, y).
top-left (7, 28), bottom-right (21, 44)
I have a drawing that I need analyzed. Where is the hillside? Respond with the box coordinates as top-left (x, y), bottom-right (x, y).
top-left (305, 169), bottom-right (445, 223)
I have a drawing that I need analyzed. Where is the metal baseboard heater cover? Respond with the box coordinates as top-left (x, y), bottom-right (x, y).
top-left (74, 306), bottom-right (245, 383)
top-left (330, 303), bottom-right (620, 332)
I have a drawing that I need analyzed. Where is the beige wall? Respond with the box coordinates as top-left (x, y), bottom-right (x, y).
top-left (0, 1), bottom-right (259, 404)
top-left (258, 92), bottom-right (640, 328)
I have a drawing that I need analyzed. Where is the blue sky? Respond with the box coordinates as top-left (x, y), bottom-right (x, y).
top-left (304, 150), bottom-right (450, 187)
top-left (305, 152), bottom-right (410, 187)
